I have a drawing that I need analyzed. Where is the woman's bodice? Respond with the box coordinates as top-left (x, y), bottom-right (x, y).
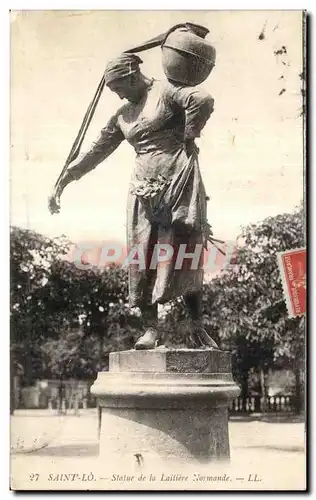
top-left (67, 79), bottom-right (214, 182)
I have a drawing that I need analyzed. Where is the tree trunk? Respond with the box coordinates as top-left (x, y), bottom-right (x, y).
top-left (58, 377), bottom-right (66, 415)
top-left (99, 332), bottom-right (103, 360)
top-left (240, 371), bottom-right (249, 413)
top-left (260, 368), bottom-right (267, 413)
top-left (293, 358), bottom-right (304, 415)
top-left (96, 312), bottom-right (107, 369)
top-left (10, 359), bottom-right (15, 415)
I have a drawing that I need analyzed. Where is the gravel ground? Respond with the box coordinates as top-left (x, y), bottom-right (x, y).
top-left (10, 409), bottom-right (306, 491)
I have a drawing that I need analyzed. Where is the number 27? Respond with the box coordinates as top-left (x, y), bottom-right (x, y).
top-left (29, 473), bottom-right (39, 481)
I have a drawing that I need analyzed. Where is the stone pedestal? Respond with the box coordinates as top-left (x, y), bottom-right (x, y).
top-left (91, 349), bottom-right (240, 467)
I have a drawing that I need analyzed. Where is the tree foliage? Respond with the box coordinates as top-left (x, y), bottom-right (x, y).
top-left (10, 226), bottom-right (71, 382)
top-left (10, 226), bottom-right (140, 384)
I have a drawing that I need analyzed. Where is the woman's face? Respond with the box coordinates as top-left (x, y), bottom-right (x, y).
top-left (107, 74), bottom-right (143, 103)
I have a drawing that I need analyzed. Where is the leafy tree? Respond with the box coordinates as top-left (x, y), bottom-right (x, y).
top-left (10, 226), bottom-right (71, 386)
top-left (41, 261), bottom-right (141, 379)
top-left (10, 225), bottom-right (141, 398)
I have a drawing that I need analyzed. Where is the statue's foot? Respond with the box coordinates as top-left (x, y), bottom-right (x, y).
top-left (135, 327), bottom-right (160, 350)
top-left (187, 321), bottom-right (219, 350)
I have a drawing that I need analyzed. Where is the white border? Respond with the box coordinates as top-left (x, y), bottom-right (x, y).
top-left (4, 2), bottom-right (312, 10)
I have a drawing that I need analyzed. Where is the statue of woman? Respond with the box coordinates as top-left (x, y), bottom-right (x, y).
top-left (49, 53), bottom-right (218, 351)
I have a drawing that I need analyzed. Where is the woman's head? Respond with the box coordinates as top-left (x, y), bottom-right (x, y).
top-left (105, 53), bottom-right (146, 102)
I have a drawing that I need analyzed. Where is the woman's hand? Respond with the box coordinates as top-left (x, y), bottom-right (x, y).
top-left (48, 187), bottom-right (62, 214)
top-left (48, 170), bottom-right (75, 214)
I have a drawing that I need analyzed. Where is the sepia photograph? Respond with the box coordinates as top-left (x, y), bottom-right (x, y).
top-left (10, 10), bottom-right (306, 491)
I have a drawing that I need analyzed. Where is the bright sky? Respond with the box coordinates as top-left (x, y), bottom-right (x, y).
top-left (10, 10), bottom-right (304, 247)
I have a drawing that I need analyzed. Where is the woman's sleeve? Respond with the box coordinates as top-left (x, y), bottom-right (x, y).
top-left (172, 86), bottom-right (214, 140)
top-left (67, 114), bottom-right (125, 181)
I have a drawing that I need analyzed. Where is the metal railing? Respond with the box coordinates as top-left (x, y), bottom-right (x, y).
top-left (229, 395), bottom-right (295, 414)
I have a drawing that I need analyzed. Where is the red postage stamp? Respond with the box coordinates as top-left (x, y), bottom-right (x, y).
top-left (277, 248), bottom-right (306, 318)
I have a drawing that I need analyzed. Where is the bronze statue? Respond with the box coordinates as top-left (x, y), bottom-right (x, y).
top-left (49, 38), bottom-right (219, 350)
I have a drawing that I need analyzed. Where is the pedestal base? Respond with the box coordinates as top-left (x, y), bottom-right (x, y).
top-left (91, 349), bottom-right (240, 467)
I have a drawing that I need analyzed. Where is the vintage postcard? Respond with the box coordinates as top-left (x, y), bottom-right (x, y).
top-left (10, 10), bottom-right (306, 491)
